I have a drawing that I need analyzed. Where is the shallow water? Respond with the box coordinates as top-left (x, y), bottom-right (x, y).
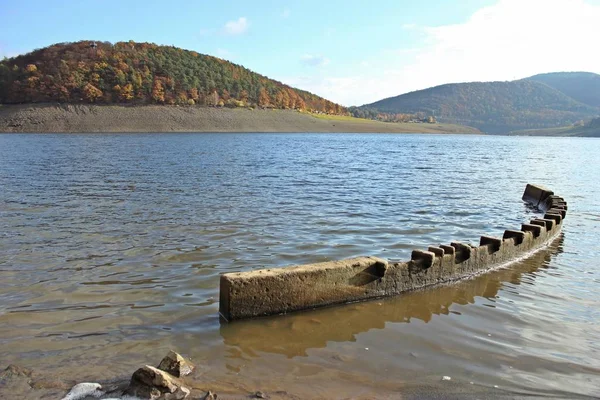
top-left (0, 133), bottom-right (599, 399)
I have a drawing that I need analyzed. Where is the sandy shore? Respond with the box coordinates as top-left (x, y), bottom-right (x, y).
top-left (0, 104), bottom-right (480, 134)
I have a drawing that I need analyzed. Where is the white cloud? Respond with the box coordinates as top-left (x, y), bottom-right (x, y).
top-left (224, 17), bottom-right (249, 35)
top-left (300, 54), bottom-right (330, 67)
top-left (282, 8), bottom-right (291, 18)
top-left (285, 0), bottom-right (600, 106)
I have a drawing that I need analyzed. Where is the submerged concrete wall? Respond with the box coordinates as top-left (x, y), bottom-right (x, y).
top-left (219, 184), bottom-right (567, 321)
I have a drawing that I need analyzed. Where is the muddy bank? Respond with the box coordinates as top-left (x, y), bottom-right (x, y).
top-left (0, 104), bottom-right (480, 134)
top-left (0, 353), bottom-right (537, 400)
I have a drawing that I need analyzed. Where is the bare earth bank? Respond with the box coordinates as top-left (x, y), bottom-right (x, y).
top-left (0, 104), bottom-right (480, 134)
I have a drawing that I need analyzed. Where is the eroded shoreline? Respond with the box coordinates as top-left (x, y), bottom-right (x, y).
top-left (0, 104), bottom-right (480, 134)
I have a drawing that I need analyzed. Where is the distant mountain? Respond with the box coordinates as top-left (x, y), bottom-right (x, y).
top-left (525, 72), bottom-right (600, 108)
top-left (361, 79), bottom-right (599, 134)
top-left (0, 41), bottom-right (345, 114)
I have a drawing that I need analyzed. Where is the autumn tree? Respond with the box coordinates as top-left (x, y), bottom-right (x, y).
top-left (239, 89), bottom-right (249, 104)
top-left (258, 87), bottom-right (270, 108)
top-left (274, 90), bottom-right (284, 108)
top-left (207, 90), bottom-right (219, 106)
top-left (151, 79), bottom-right (165, 103)
top-left (176, 90), bottom-right (188, 104)
top-left (120, 83), bottom-right (134, 101)
top-left (221, 89), bottom-right (230, 101)
top-left (189, 87), bottom-right (199, 101)
top-left (83, 83), bottom-right (103, 102)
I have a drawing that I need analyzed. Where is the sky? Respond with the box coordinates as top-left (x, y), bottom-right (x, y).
top-left (1, 0), bottom-right (600, 106)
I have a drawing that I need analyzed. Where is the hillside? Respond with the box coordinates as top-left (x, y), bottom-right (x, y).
top-left (0, 40), bottom-right (344, 114)
top-left (361, 80), bottom-right (599, 134)
top-left (0, 104), bottom-right (481, 134)
top-left (509, 116), bottom-right (600, 137)
top-left (525, 72), bottom-right (600, 108)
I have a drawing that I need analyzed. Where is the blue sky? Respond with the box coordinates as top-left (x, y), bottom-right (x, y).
top-left (1, 0), bottom-right (600, 106)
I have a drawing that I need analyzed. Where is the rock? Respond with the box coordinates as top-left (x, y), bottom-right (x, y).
top-left (60, 382), bottom-right (104, 400)
top-left (157, 351), bottom-right (195, 378)
top-left (203, 391), bottom-right (217, 400)
top-left (160, 386), bottom-right (190, 400)
top-left (131, 366), bottom-right (179, 393)
top-left (125, 382), bottom-right (162, 400)
top-left (125, 365), bottom-right (190, 400)
top-left (254, 391), bottom-right (267, 398)
top-left (0, 364), bottom-right (32, 382)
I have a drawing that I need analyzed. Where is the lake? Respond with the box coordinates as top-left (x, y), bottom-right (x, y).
top-left (0, 133), bottom-right (599, 399)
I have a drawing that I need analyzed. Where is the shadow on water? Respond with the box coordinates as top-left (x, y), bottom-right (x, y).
top-left (220, 235), bottom-right (564, 359)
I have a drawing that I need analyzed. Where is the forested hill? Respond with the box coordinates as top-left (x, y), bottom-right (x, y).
top-left (361, 80), bottom-right (599, 134)
top-left (525, 72), bottom-right (600, 108)
top-left (0, 40), bottom-right (345, 114)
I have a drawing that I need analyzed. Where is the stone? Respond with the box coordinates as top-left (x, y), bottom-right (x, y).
top-left (125, 365), bottom-right (190, 399)
top-left (60, 382), bottom-right (104, 400)
top-left (131, 366), bottom-right (179, 393)
top-left (157, 351), bottom-right (195, 378)
top-left (0, 365), bottom-right (32, 381)
top-left (160, 386), bottom-right (190, 400)
top-left (203, 391), bottom-right (218, 400)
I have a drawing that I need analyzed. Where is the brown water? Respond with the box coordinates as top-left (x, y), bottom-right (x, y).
top-left (0, 133), bottom-right (599, 399)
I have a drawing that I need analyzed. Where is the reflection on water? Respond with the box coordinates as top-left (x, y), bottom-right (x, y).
top-left (221, 236), bottom-right (564, 359)
top-left (0, 133), bottom-right (599, 398)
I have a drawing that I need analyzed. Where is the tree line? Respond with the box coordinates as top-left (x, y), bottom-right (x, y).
top-left (0, 40), bottom-right (345, 114)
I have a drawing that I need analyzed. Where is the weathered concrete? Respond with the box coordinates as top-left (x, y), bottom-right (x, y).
top-left (219, 184), bottom-right (566, 321)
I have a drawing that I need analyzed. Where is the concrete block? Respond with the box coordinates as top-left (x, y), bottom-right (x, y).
top-left (451, 242), bottom-right (472, 263)
top-left (521, 223), bottom-right (542, 237)
top-left (480, 236), bottom-right (502, 253)
top-left (428, 246), bottom-right (445, 257)
top-left (411, 250), bottom-right (435, 269)
top-left (522, 184), bottom-right (554, 207)
top-left (531, 218), bottom-right (554, 231)
top-left (503, 230), bottom-right (525, 245)
top-left (544, 213), bottom-right (562, 225)
top-left (220, 257), bottom-right (389, 321)
top-left (439, 245), bottom-right (455, 256)
top-left (549, 208), bottom-right (567, 218)
top-left (542, 197), bottom-right (567, 211)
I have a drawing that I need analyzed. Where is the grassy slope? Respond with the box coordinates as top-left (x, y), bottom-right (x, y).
top-left (0, 104), bottom-right (481, 134)
top-left (310, 112), bottom-right (479, 133)
top-left (509, 125), bottom-right (600, 137)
